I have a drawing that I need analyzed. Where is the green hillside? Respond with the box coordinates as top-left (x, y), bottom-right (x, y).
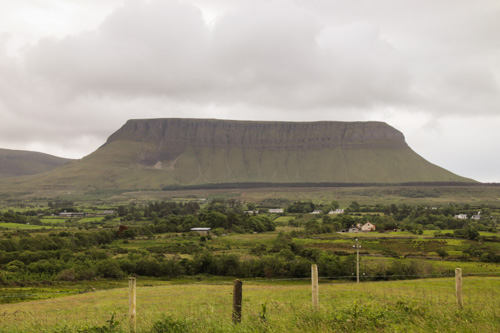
top-left (0, 148), bottom-right (71, 178)
top-left (0, 119), bottom-right (474, 190)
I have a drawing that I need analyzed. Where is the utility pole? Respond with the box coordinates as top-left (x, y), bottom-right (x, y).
top-left (353, 238), bottom-right (361, 283)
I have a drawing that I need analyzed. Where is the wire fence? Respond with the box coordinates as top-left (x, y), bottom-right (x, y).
top-left (0, 270), bottom-right (499, 332)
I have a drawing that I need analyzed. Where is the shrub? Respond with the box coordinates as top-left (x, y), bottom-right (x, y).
top-left (95, 260), bottom-right (124, 278)
top-left (436, 249), bottom-right (449, 258)
top-left (57, 268), bottom-right (77, 281)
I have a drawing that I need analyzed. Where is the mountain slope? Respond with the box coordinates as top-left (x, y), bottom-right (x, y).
top-left (0, 119), bottom-right (474, 190)
top-left (0, 148), bottom-right (71, 178)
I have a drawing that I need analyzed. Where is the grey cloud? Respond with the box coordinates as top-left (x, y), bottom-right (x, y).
top-left (299, 0), bottom-right (500, 114)
top-left (25, 0), bottom-right (414, 111)
top-left (13, 0), bottom-right (500, 115)
top-left (210, 1), bottom-right (320, 80)
top-left (27, 0), bottom-right (210, 95)
top-left (314, 22), bottom-right (411, 107)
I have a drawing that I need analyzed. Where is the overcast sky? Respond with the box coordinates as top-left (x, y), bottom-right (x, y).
top-left (1, 0), bottom-right (499, 182)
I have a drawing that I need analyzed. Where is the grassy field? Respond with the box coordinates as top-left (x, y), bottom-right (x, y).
top-left (40, 217), bottom-right (67, 224)
top-left (358, 256), bottom-right (500, 275)
top-left (3, 184), bottom-right (500, 208)
top-left (0, 222), bottom-right (57, 230)
top-left (79, 217), bottom-right (106, 223)
top-left (295, 236), bottom-right (491, 259)
top-left (272, 216), bottom-right (295, 225)
top-left (0, 276), bottom-right (499, 332)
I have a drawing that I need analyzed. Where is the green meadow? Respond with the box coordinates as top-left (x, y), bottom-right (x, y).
top-left (0, 276), bottom-right (499, 332)
top-left (0, 223), bottom-right (53, 230)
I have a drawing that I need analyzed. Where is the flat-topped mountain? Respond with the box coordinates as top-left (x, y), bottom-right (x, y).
top-left (0, 148), bottom-right (71, 178)
top-left (1, 119), bottom-right (474, 190)
top-left (105, 119), bottom-right (406, 153)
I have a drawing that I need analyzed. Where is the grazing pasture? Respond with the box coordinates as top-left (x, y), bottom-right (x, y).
top-left (0, 276), bottom-right (499, 332)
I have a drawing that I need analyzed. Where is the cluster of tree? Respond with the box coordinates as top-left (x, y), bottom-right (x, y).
top-left (46, 200), bottom-right (80, 215)
top-left (343, 202), bottom-right (492, 220)
top-left (1, 203), bottom-right (86, 225)
top-left (432, 227), bottom-right (480, 241)
top-left (286, 201), bottom-right (339, 214)
top-left (114, 199), bottom-right (275, 234)
top-left (143, 201), bottom-right (201, 218)
top-left (257, 198), bottom-right (290, 208)
top-left (0, 231), bottom-right (453, 285)
top-left (298, 214), bottom-right (396, 234)
top-left (150, 212), bottom-right (275, 234)
top-left (0, 211), bottom-right (41, 225)
top-left (288, 207), bottom-right (494, 239)
top-left (0, 231), bottom-right (115, 254)
top-left (341, 202), bottom-right (497, 235)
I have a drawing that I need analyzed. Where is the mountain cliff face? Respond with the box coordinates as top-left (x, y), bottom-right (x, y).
top-left (104, 119), bottom-right (407, 167)
top-left (106, 119), bottom-right (407, 160)
top-left (0, 119), bottom-right (473, 190)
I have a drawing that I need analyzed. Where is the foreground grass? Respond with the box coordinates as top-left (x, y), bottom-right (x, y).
top-left (0, 277), bottom-right (499, 332)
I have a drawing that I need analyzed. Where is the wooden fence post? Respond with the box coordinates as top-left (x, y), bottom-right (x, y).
top-left (129, 277), bottom-right (137, 332)
top-left (455, 268), bottom-right (463, 308)
top-left (312, 264), bottom-right (319, 310)
top-left (232, 279), bottom-right (243, 323)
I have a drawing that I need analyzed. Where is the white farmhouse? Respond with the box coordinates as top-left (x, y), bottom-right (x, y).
top-left (471, 211), bottom-right (481, 220)
top-left (190, 227), bottom-right (211, 235)
top-left (361, 222), bottom-right (376, 232)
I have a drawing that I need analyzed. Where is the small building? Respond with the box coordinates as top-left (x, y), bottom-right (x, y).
top-left (59, 211), bottom-right (86, 218)
top-left (268, 209), bottom-right (284, 214)
top-left (190, 227), bottom-right (211, 235)
top-left (471, 211), bottom-right (481, 220)
top-left (329, 209), bottom-right (344, 214)
top-left (244, 210), bottom-right (259, 215)
top-left (454, 214), bottom-right (468, 220)
top-left (361, 222), bottom-right (376, 232)
top-left (311, 210), bottom-right (322, 214)
top-left (348, 227), bottom-right (360, 233)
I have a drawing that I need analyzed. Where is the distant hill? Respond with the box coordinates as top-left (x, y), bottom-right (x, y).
top-left (0, 119), bottom-right (475, 190)
top-left (0, 148), bottom-right (71, 178)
